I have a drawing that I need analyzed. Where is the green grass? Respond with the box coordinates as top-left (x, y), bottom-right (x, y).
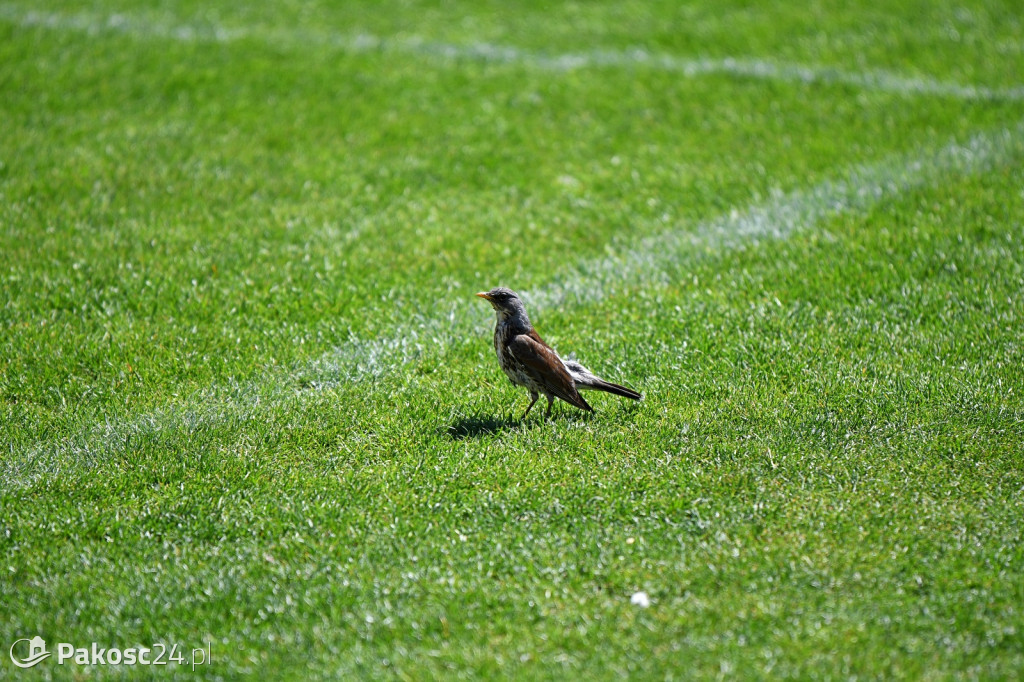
top-left (2, 0), bottom-right (1023, 679)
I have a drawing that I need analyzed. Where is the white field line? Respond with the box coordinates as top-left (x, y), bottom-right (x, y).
top-left (5, 123), bottom-right (1023, 488)
top-left (2, 3), bottom-right (1023, 101)
top-left (524, 123), bottom-right (1024, 309)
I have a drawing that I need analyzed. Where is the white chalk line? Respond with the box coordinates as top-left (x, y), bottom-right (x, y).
top-left (2, 3), bottom-right (1023, 101)
top-left (5, 122), bottom-right (1023, 488)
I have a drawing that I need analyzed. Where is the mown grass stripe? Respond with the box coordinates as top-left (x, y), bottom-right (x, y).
top-left (2, 3), bottom-right (1022, 101)
top-left (6, 123), bottom-right (1022, 488)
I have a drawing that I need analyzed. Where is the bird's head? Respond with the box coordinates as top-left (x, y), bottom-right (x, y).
top-left (476, 286), bottom-right (529, 322)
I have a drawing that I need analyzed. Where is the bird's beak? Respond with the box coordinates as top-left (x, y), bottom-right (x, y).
top-left (475, 292), bottom-right (491, 301)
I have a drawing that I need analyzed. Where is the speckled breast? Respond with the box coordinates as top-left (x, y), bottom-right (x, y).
top-left (494, 323), bottom-right (536, 391)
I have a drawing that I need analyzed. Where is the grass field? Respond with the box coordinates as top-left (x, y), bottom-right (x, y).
top-left (2, 0), bottom-right (1024, 678)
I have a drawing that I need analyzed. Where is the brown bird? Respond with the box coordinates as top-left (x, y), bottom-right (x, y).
top-left (476, 287), bottom-right (642, 419)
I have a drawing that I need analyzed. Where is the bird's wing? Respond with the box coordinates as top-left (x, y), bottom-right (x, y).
top-left (507, 332), bottom-right (592, 411)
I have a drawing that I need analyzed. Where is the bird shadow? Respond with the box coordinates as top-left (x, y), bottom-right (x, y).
top-left (446, 413), bottom-right (523, 439)
top-left (445, 408), bottom-right (600, 439)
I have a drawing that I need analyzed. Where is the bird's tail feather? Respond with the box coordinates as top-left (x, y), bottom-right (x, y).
top-left (563, 358), bottom-right (643, 401)
top-left (577, 377), bottom-right (643, 400)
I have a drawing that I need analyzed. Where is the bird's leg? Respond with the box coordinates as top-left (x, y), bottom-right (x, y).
top-left (544, 395), bottom-right (555, 419)
top-left (521, 392), bottom-right (539, 420)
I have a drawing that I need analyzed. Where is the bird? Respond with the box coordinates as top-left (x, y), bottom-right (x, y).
top-left (476, 287), bottom-right (642, 419)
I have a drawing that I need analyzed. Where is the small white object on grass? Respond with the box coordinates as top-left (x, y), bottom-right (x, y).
top-left (630, 591), bottom-right (651, 608)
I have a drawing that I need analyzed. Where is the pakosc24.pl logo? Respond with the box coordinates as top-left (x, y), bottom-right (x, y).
top-left (8, 636), bottom-right (50, 668)
top-left (9, 636), bottom-right (211, 671)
